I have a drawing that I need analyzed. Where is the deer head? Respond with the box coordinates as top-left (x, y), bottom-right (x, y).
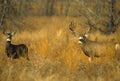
top-left (69, 21), bottom-right (91, 42)
top-left (3, 31), bottom-right (16, 41)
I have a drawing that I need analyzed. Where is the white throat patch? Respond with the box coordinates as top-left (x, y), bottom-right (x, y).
top-left (78, 41), bottom-right (83, 44)
top-left (78, 36), bottom-right (83, 40)
top-left (78, 36), bottom-right (84, 44)
top-left (7, 38), bottom-right (11, 41)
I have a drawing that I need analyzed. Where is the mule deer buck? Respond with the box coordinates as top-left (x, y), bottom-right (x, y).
top-left (3, 31), bottom-right (29, 60)
top-left (69, 21), bottom-right (119, 62)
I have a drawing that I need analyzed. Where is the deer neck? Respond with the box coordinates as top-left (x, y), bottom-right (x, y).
top-left (79, 38), bottom-right (87, 44)
top-left (6, 41), bottom-right (12, 48)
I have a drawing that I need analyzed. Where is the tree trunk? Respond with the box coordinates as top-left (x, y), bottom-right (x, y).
top-left (108, 0), bottom-right (116, 33)
top-left (0, 0), bottom-right (7, 28)
top-left (65, 0), bottom-right (70, 16)
top-left (49, 0), bottom-right (55, 16)
top-left (45, 0), bottom-right (55, 16)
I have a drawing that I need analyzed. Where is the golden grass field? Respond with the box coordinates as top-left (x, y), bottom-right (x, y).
top-left (0, 16), bottom-right (120, 81)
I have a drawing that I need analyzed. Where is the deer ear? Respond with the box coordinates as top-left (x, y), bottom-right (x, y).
top-left (11, 31), bottom-right (16, 36)
top-left (3, 31), bottom-right (7, 35)
top-left (84, 32), bottom-right (89, 38)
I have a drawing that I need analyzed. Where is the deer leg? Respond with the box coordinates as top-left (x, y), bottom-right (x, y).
top-left (26, 57), bottom-right (30, 61)
top-left (23, 51), bottom-right (29, 60)
top-left (11, 53), bottom-right (16, 59)
top-left (26, 53), bottom-right (30, 60)
top-left (88, 57), bottom-right (92, 63)
top-left (89, 54), bottom-right (94, 63)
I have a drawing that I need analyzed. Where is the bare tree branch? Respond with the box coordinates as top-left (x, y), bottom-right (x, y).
top-left (75, 0), bottom-right (119, 34)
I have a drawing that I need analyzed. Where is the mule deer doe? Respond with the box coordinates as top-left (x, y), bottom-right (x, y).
top-left (3, 31), bottom-right (29, 60)
top-left (69, 21), bottom-right (119, 62)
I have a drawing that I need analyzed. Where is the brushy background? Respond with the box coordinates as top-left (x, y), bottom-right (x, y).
top-left (0, 16), bottom-right (120, 81)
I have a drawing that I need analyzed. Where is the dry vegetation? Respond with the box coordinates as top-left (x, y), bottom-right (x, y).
top-left (0, 16), bottom-right (120, 81)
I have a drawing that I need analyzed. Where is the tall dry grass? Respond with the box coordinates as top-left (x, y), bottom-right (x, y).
top-left (0, 16), bottom-right (120, 81)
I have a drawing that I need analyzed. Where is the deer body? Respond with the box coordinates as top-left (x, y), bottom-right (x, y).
top-left (3, 32), bottom-right (29, 60)
top-left (79, 35), bottom-right (118, 62)
top-left (80, 41), bottom-right (103, 57)
top-left (69, 21), bottom-right (119, 62)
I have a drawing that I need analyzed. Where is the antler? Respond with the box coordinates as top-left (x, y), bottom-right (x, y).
top-left (69, 21), bottom-right (79, 37)
top-left (3, 31), bottom-right (6, 35)
top-left (83, 23), bottom-right (92, 38)
top-left (11, 31), bottom-right (16, 36)
top-left (69, 21), bottom-right (75, 31)
top-left (2, 29), bottom-right (7, 35)
top-left (69, 21), bottom-right (91, 38)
